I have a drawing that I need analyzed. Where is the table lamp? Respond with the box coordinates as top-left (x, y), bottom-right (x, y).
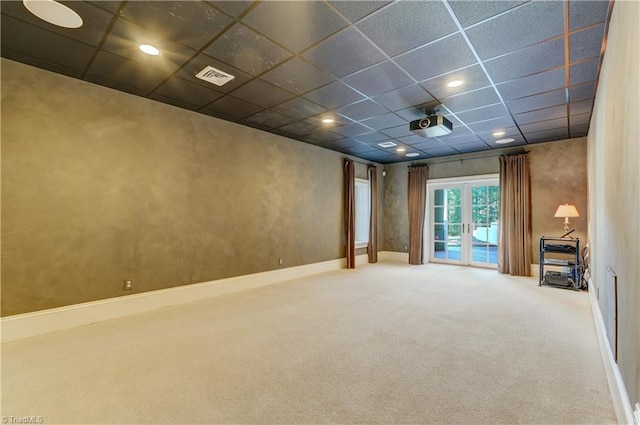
top-left (554, 204), bottom-right (579, 233)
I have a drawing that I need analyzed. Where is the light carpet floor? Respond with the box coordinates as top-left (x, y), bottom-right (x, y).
top-left (1, 263), bottom-right (616, 424)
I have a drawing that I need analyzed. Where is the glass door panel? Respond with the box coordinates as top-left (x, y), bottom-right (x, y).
top-left (429, 178), bottom-right (499, 267)
top-left (432, 188), bottom-right (462, 262)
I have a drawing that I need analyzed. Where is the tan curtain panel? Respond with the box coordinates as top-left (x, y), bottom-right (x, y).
top-left (343, 159), bottom-right (356, 269)
top-left (368, 165), bottom-right (378, 263)
top-left (498, 153), bottom-right (532, 276)
top-left (408, 166), bottom-right (428, 265)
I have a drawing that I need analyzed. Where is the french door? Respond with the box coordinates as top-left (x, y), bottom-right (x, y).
top-left (428, 176), bottom-right (500, 268)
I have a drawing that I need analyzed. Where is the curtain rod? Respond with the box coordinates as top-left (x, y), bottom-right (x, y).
top-left (405, 149), bottom-right (529, 167)
top-left (345, 157), bottom-right (377, 167)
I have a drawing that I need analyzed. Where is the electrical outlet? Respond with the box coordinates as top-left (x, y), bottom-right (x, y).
top-left (278, 258), bottom-right (283, 266)
top-left (124, 279), bottom-right (133, 291)
top-left (404, 245), bottom-right (408, 251)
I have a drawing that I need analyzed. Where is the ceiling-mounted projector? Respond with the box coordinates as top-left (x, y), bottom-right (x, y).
top-left (410, 115), bottom-right (453, 137)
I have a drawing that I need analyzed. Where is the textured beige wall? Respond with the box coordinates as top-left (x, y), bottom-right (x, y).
top-left (529, 138), bottom-right (588, 263)
top-left (587, 0), bottom-right (640, 408)
top-left (383, 140), bottom-right (588, 263)
top-left (1, 59), bottom-right (381, 316)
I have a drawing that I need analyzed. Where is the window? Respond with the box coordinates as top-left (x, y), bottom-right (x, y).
top-left (354, 178), bottom-right (370, 246)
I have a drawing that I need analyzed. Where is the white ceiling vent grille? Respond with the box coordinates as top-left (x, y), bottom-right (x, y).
top-left (378, 141), bottom-right (397, 148)
top-left (195, 66), bottom-right (235, 86)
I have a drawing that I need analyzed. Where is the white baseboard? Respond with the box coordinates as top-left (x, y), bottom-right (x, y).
top-left (589, 284), bottom-right (636, 424)
top-left (379, 251), bottom-right (409, 263)
top-left (2, 256), bottom-right (372, 343)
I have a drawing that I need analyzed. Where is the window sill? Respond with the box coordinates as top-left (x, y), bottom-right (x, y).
top-left (355, 242), bottom-right (369, 249)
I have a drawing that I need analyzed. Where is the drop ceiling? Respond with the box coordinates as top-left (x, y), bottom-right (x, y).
top-left (1, 0), bottom-right (611, 163)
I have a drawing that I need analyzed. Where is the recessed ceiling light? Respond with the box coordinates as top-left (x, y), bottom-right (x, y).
top-left (495, 138), bottom-right (515, 144)
top-left (446, 80), bottom-right (464, 88)
top-left (139, 44), bottom-right (161, 56)
top-left (322, 118), bottom-right (334, 124)
top-left (23, 0), bottom-right (83, 28)
top-left (405, 153), bottom-right (420, 158)
top-left (492, 130), bottom-right (506, 137)
top-left (378, 141), bottom-right (397, 148)
top-left (396, 147), bottom-right (406, 152)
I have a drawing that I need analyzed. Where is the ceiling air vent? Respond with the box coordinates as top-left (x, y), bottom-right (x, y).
top-left (195, 66), bottom-right (235, 86)
top-left (378, 141), bottom-right (397, 148)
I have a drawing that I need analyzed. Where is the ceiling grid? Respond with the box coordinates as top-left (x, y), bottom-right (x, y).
top-left (1, 0), bottom-right (612, 163)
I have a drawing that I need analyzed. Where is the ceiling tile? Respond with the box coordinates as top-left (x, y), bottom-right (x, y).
top-left (336, 100), bottom-right (388, 121)
top-left (571, 124), bottom-right (589, 137)
top-left (569, 98), bottom-right (594, 116)
top-left (278, 120), bottom-right (320, 136)
top-left (419, 65), bottom-right (491, 101)
top-left (520, 117), bottom-right (567, 134)
top-left (272, 97), bottom-right (327, 120)
top-left (395, 33), bottom-right (477, 82)
top-left (301, 28), bottom-right (386, 78)
top-left (333, 122), bottom-right (373, 137)
top-left (372, 84), bottom-right (435, 112)
top-left (570, 59), bottom-right (599, 86)
top-left (322, 138), bottom-right (363, 150)
top-left (153, 76), bottom-right (224, 108)
top-left (476, 127), bottom-right (522, 143)
top-left (434, 134), bottom-right (483, 146)
top-left (304, 129), bottom-right (344, 144)
top-left (570, 112), bottom-right (591, 127)
top-left (243, 110), bottom-right (297, 129)
top-left (496, 67), bottom-right (566, 100)
top-left (570, 24), bottom-right (605, 63)
top-left (448, 1), bottom-right (529, 28)
top-left (484, 38), bottom-right (565, 83)
top-left (505, 89), bottom-right (567, 114)
top-left (177, 53), bottom-right (253, 93)
top-left (381, 124), bottom-right (413, 139)
top-left (201, 95), bottom-right (264, 119)
top-left (467, 116), bottom-right (517, 133)
top-left (356, 1), bottom-right (457, 57)
top-left (303, 81), bottom-right (365, 110)
top-left (424, 146), bottom-right (460, 157)
top-left (465, 1), bottom-right (564, 60)
top-left (353, 132), bottom-right (390, 144)
top-left (243, 1), bottom-right (347, 53)
top-left (210, 1), bottom-right (255, 18)
top-left (101, 19), bottom-right (196, 74)
top-left (85, 74), bottom-right (150, 97)
top-left (454, 142), bottom-right (493, 153)
top-left (120, 1), bottom-right (232, 50)
top-left (514, 104), bottom-right (567, 126)
top-left (525, 127), bottom-right (569, 143)
top-left (1, 15), bottom-right (95, 76)
top-left (148, 93), bottom-right (199, 111)
top-left (456, 104), bottom-right (510, 125)
top-left (87, 1), bottom-right (122, 14)
top-left (570, 81), bottom-right (596, 102)
top-left (230, 79), bottom-right (295, 108)
top-left (359, 113), bottom-right (407, 131)
top-left (261, 57), bottom-right (334, 95)
top-left (1, 1), bottom-right (113, 46)
top-left (87, 51), bottom-right (172, 93)
top-left (442, 87), bottom-right (501, 113)
top-left (328, 1), bottom-right (392, 23)
top-left (394, 107), bottom-right (429, 122)
top-left (569, 1), bottom-right (609, 31)
top-left (342, 61), bottom-right (414, 97)
top-left (410, 139), bottom-right (447, 150)
top-left (339, 144), bottom-right (381, 155)
top-left (204, 23), bottom-right (292, 76)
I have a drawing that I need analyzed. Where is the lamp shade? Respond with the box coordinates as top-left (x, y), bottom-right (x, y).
top-left (554, 204), bottom-right (580, 218)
